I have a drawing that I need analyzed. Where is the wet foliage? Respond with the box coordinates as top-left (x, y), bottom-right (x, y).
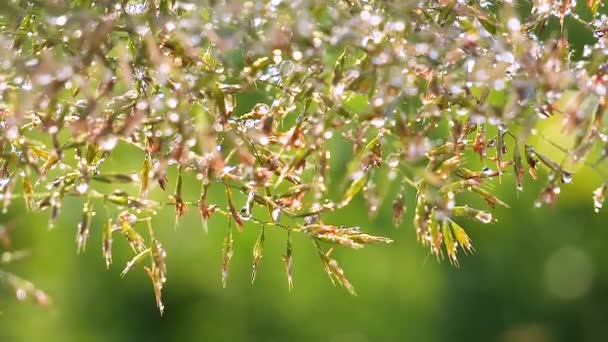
top-left (1, 0), bottom-right (608, 314)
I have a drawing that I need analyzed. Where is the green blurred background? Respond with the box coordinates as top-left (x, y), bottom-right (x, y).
top-left (2, 4), bottom-right (608, 342)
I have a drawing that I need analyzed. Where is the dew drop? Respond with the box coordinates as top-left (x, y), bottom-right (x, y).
top-left (561, 172), bottom-right (573, 184)
top-left (475, 211), bottom-right (493, 224)
top-left (387, 154), bottom-right (400, 168)
top-left (272, 208), bottom-right (281, 222)
top-left (16, 288), bottom-right (27, 301)
top-left (99, 135), bottom-right (118, 151)
top-left (76, 183), bottom-right (89, 194)
top-left (239, 208), bottom-right (252, 221)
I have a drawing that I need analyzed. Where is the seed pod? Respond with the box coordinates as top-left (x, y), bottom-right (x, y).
top-left (85, 143), bottom-right (102, 165)
top-left (513, 140), bottom-right (524, 191)
top-left (197, 183), bottom-right (214, 233)
top-left (221, 222), bottom-right (234, 288)
top-left (213, 83), bottom-right (230, 124)
top-left (439, 179), bottom-right (480, 195)
top-left (102, 218), bottom-right (113, 269)
top-left (146, 222), bottom-right (167, 315)
top-left (533, 149), bottom-right (574, 183)
top-left (158, 173), bottom-right (169, 191)
top-left (226, 187), bottom-right (243, 231)
top-left (148, 223), bottom-right (167, 284)
top-left (106, 190), bottom-right (129, 206)
top-left (76, 198), bottom-right (93, 254)
top-left (525, 145), bottom-right (539, 179)
top-left (496, 124), bottom-right (507, 181)
top-left (451, 119), bottom-right (463, 155)
top-left (304, 226), bottom-right (362, 249)
top-left (452, 206), bottom-right (493, 224)
top-left (455, 167), bottom-right (499, 180)
top-left (249, 56), bottom-right (271, 74)
top-left (121, 248), bottom-right (151, 278)
top-left (428, 208), bottom-right (442, 256)
top-left (171, 164), bottom-right (188, 226)
top-left (316, 243), bottom-right (356, 295)
top-left (251, 226), bottom-right (265, 284)
top-left (21, 175), bottom-right (34, 211)
top-left (442, 219), bottom-right (458, 267)
top-left (40, 153), bottom-right (59, 175)
top-left (332, 49), bottom-right (348, 85)
top-left (392, 192), bottom-right (405, 227)
top-left (48, 192), bottom-right (62, 230)
top-left (474, 125), bottom-right (487, 157)
top-left (449, 220), bottom-right (474, 254)
top-left (434, 155), bottom-right (462, 179)
top-left (347, 230), bottom-right (393, 245)
top-left (588, 0), bottom-right (600, 15)
top-left (118, 212), bottom-right (146, 253)
top-left (92, 174), bottom-right (136, 183)
top-left (341, 171), bottom-right (369, 207)
top-left (470, 186), bottom-right (510, 208)
top-left (139, 152), bottom-right (151, 199)
top-left (414, 189), bottom-right (431, 241)
top-left (427, 142), bottom-right (465, 158)
top-left (282, 230), bottom-right (294, 291)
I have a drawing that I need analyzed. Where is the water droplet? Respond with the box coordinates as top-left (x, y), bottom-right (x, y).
top-left (351, 170), bottom-right (365, 181)
top-left (99, 135), bottom-right (118, 151)
top-left (475, 211), bottom-right (493, 224)
top-left (239, 208), bottom-right (252, 221)
top-left (16, 288), bottom-right (27, 301)
top-left (561, 172), bottom-right (573, 184)
top-left (76, 183), bottom-right (88, 194)
top-left (387, 154), bottom-right (400, 168)
top-left (272, 208), bottom-right (281, 222)
top-left (370, 117), bottom-right (385, 127)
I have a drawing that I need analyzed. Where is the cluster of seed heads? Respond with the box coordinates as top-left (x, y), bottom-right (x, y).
top-left (1, 0), bottom-right (608, 313)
